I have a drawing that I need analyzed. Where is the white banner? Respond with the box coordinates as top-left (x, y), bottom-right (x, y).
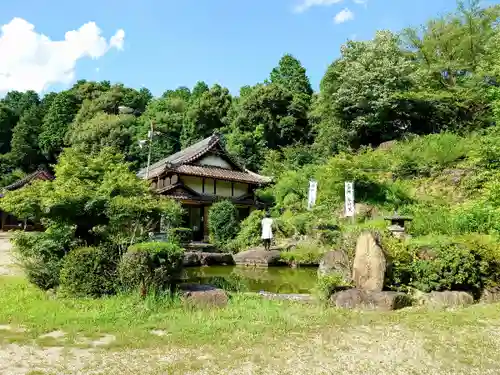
top-left (307, 180), bottom-right (318, 210)
top-left (344, 181), bottom-right (355, 217)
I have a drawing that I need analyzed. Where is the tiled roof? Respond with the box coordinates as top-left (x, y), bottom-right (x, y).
top-left (137, 134), bottom-right (271, 185)
top-left (137, 135), bottom-right (219, 179)
top-left (2, 169), bottom-right (54, 192)
top-left (171, 165), bottom-right (270, 184)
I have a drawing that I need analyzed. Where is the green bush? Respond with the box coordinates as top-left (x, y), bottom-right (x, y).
top-left (389, 133), bottom-right (471, 178)
top-left (314, 273), bottom-right (351, 301)
top-left (279, 210), bottom-right (311, 236)
top-left (405, 201), bottom-right (500, 236)
top-left (208, 200), bottom-right (240, 247)
top-left (118, 241), bottom-right (184, 293)
top-left (280, 242), bottom-right (325, 266)
top-left (385, 236), bottom-right (500, 298)
top-left (167, 227), bottom-right (192, 244)
top-left (227, 210), bottom-right (265, 252)
top-left (20, 257), bottom-right (63, 291)
top-left (59, 247), bottom-right (119, 297)
top-left (11, 225), bottom-right (78, 290)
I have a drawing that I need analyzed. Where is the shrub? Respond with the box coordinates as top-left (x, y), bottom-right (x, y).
top-left (59, 247), bottom-right (119, 297)
top-left (409, 243), bottom-right (484, 295)
top-left (385, 235), bottom-right (500, 298)
top-left (20, 257), bottom-right (62, 291)
top-left (227, 210), bottom-right (265, 252)
top-left (279, 210), bottom-right (311, 236)
top-left (406, 201), bottom-right (500, 236)
top-left (389, 133), bottom-right (470, 178)
top-left (280, 242), bottom-right (325, 266)
top-left (314, 273), bottom-right (351, 301)
top-left (208, 200), bottom-right (240, 247)
top-left (11, 224), bottom-right (78, 290)
top-left (168, 227), bottom-right (192, 244)
top-left (118, 241), bottom-right (184, 293)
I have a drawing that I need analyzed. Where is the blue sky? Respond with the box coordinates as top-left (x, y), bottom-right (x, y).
top-left (1, 0), bottom-right (499, 96)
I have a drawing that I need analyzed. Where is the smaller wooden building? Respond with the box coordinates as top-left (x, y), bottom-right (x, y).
top-left (137, 134), bottom-right (271, 241)
top-left (0, 169), bottom-right (54, 231)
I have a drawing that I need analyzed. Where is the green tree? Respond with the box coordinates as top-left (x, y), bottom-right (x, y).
top-left (66, 112), bottom-right (136, 155)
top-left (313, 31), bottom-right (416, 150)
top-left (191, 81), bottom-right (209, 100)
top-left (208, 200), bottom-right (240, 247)
top-left (227, 82), bottom-right (310, 170)
top-left (0, 147), bottom-right (183, 249)
top-left (0, 104), bottom-right (17, 154)
top-left (39, 91), bottom-right (79, 162)
top-left (270, 53), bottom-right (313, 97)
top-left (71, 84), bottom-right (150, 126)
top-left (403, 0), bottom-right (500, 89)
top-left (8, 106), bottom-right (45, 171)
top-left (181, 84), bottom-right (232, 147)
top-left (70, 80), bottom-right (111, 102)
top-left (3, 90), bottom-right (40, 116)
top-left (131, 92), bottom-right (188, 168)
top-left (162, 86), bottom-right (191, 101)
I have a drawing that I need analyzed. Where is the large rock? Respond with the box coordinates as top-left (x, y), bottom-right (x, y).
top-left (183, 252), bottom-right (202, 267)
top-left (352, 232), bottom-right (387, 292)
top-left (183, 252), bottom-right (234, 267)
top-left (420, 291), bottom-right (474, 309)
top-left (480, 287), bottom-right (500, 304)
top-left (179, 284), bottom-right (228, 308)
top-left (330, 289), bottom-right (411, 311)
top-left (233, 249), bottom-right (283, 267)
top-left (317, 250), bottom-right (351, 283)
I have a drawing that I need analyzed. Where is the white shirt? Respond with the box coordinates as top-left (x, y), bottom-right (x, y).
top-left (261, 217), bottom-right (273, 239)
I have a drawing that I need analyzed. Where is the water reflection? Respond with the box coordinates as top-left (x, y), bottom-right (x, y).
top-left (181, 266), bottom-right (318, 294)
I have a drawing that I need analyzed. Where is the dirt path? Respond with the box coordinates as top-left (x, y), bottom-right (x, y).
top-left (1, 324), bottom-right (499, 375)
top-left (0, 233), bottom-right (19, 276)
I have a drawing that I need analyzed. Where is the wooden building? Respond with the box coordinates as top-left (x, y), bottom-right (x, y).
top-left (0, 169), bottom-right (54, 231)
top-left (137, 134), bottom-right (271, 242)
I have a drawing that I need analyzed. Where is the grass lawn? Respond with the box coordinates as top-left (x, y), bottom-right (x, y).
top-left (1, 276), bottom-right (500, 374)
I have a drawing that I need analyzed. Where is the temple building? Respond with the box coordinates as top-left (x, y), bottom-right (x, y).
top-left (137, 134), bottom-right (271, 241)
top-left (0, 169), bottom-right (54, 231)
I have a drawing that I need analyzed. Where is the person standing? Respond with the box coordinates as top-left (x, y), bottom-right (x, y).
top-left (261, 212), bottom-right (273, 251)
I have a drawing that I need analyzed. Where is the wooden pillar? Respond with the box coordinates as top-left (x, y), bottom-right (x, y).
top-left (0, 211), bottom-right (4, 231)
top-left (203, 205), bottom-right (210, 241)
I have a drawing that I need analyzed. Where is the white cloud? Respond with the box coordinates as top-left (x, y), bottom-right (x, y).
top-left (353, 0), bottom-right (368, 8)
top-left (0, 18), bottom-right (125, 93)
top-left (293, 0), bottom-right (343, 13)
top-left (334, 8), bottom-right (354, 24)
top-left (109, 29), bottom-right (125, 50)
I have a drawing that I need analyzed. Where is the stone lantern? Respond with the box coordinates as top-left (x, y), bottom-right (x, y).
top-left (384, 212), bottom-right (413, 239)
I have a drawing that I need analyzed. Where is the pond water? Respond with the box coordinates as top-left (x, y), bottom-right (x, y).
top-left (181, 266), bottom-right (318, 294)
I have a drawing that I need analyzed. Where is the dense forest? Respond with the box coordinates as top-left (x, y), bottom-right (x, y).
top-left (0, 0), bottom-right (497, 188)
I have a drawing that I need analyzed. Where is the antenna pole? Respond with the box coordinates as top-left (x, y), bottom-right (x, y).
top-left (145, 120), bottom-right (154, 180)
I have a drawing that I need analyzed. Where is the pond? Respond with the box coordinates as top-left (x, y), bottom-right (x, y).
top-left (181, 266), bottom-right (318, 294)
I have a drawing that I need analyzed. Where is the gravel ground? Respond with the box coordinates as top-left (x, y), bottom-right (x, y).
top-left (0, 324), bottom-right (499, 375)
top-left (0, 233), bottom-right (19, 276)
